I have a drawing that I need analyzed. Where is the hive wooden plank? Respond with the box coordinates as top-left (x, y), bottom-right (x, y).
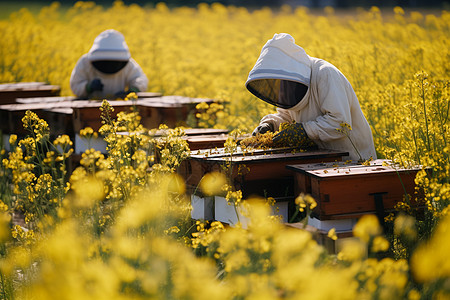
top-left (16, 96), bottom-right (76, 104)
top-left (136, 92), bottom-right (162, 98)
top-left (0, 83), bottom-right (61, 104)
top-left (185, 134), bottom-right (235, 150)
top-left (41, 108), bottom-right (74, 136)
top-left (181, 128), bottom-right (228, 136)
top-left (0, 82), bottom-right (46, 90)
top-left (0, 95), bottom-right (222, 136)
top-left (179, 148), bottom-right (348, 198)
top-left (287, 160), bottom-right (423, 220)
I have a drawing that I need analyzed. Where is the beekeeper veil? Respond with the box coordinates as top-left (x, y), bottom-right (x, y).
top-left (88, 29), bottom-right (131, 74)
top-left (245, 33), bottom-right (312, 109)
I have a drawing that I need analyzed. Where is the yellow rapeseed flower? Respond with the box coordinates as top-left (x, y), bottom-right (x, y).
top-left (353, 214), bottom-right (382, 243)
top-left (199, 171), bottom-right (227, 196)
top-left (327, 228), bottom-right (338, 241)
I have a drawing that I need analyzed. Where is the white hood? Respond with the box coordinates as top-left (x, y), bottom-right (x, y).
top-left (246, 33), bottom-right (311, 85)
top-left (245, 33), bottom-right (312, 109)
top-left (87, 29), bottom-right (131, 61)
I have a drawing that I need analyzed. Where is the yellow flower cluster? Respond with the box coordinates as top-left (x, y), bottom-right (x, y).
top-left (79, 127), bottom-right (98, 140)
top-left (240, 131), bottom-right (276, 149)
top-left (295, 193), bottom-right (317, 213)
top-left (195, 102), bottom-right (228, 129)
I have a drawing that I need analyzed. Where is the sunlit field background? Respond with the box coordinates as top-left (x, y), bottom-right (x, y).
top-left (0, 1), bottom-right (449, 299)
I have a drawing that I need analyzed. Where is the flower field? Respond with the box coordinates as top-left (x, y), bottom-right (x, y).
top-left (0, 1), bottom-right (449, 299)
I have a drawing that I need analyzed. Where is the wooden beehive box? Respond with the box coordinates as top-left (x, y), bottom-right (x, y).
top-left (179, 147), bottom-right (348, 199)
top-left (0, 99), bottom-right (133, 136)
top-left (1, 95), bottom-right (219, 136)
top-left (152, 128), bottom-right (231, 151)
top-left (0, 103), bottom-right (63, 136)
top-left (0, 97), bottom-right (75, 136)
top-left (139, 96), bottom-right (219, 128)
top-left (286, 160), bottom-right (423, 220)
top-left (15, 96), bottom-right (76, 104)
top-left (72, 100), bottom-right (138, 132)
top-left (15, 97), bottom-right (76, 137)
top-left (71, 97), bottom-right (181, 132)
top-left (184, 131), bottom-right (243, 150)
top-left (0, 82), bottom-right (61, 104)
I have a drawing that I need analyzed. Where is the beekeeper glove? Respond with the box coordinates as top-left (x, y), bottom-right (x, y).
top-left (114, 90), bottom-right (130, 99)
top-left (252, 123), bottom-right (274, 136)
top-left (128, 86), bottom-right (140, 93)
top-left (273, 122), bottom-right (316, 148)
top-left (87, 79), bottom-right (103, 93)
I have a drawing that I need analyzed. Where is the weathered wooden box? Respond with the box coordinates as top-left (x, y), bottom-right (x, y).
top-left (286, 160), bottom-right (423, 220)
top-left (181, 147), bottom-right (348, 222)
top-left (0, 97), bottom-right (76, 136)
top-left (152, 128), bottom-right (230, 151)
top-left (0, 94), bottom-right (216, 137)
top-left (0, 82), bottom-right (60, 105)
top-left (71, 100), bottom-right (144, 132)
top-left (180, 147), bottom-right (348, 199)
top-left (139, 96), bottom-right (219, 129)
top-left (185, 133), bottom-right (231, 150)
top-left (0, 98), bottom-right (74, 136)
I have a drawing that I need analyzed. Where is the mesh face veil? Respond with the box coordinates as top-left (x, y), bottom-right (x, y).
top-left (245, 33), bottom-right (312, 109)
top-left (246, 78), bottom-right (308, 109)
top-left (91, 60), bottom-right (129, 74)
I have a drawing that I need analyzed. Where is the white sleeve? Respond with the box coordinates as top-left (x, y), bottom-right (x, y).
top-left (302, 67), bottom-right (353, 142)
top-left (69, 56), bottom-right (90, 98)
top-left (260, 107), bottom-right (294, 132)
top-left (127, 59), bottom-right (148, 92)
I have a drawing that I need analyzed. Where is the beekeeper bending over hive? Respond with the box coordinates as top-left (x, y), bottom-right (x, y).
top-left (70, 29), bottom-right (148, 99)
top-left (246, 33), bottom-right (376, 161)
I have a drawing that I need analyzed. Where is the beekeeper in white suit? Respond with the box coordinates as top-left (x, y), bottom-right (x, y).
top-left (70, 29), bottom-right (148, 99)
top-left (246, 33), bottom-right (376, 161)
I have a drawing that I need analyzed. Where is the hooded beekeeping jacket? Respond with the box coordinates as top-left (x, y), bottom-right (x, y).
top-left (246, 33), bottom-right (377, 161)
top-left (70, 29), bottom-right (148, 99)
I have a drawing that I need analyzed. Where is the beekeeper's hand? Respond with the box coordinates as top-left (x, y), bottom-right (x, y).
top-left (273, 122), bottom-right (315, 148)
top-left (114, 90), bottom-right (130, 99)
top-left (252, 123), bottom-right (273, 136)
top-left (87, 79), bottom-right (103, 93)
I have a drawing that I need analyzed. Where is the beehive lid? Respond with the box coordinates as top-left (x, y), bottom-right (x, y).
top-left (136, 92), bottom-right (162, 98)
top-left (287, 159), bottom-right (422, 178)
top-left (190, 147), bottom-right (348, 164)
top-left (0, 82), bottom-right (46, 90)
top-left (16, 96), bottom-right (76, 104)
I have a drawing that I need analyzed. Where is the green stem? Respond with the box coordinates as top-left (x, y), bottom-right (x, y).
top-left (394, 166), bottom-right (410, 205)
top-left (289, 209), bottom-right (299, 223)
top-left (421, 77), bottom-right (431, 152)
top-left (233, 202), bottom-right (241, 224)
top-left (345, 132), bottom-right (363, 162)
top-left (0, 272), bottom-right (10, 300)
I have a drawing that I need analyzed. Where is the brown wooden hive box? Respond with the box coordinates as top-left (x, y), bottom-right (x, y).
top-left (0, 82), bottom-right (61, 105)
top-left (179, 147), bottom-right (348, 199)
top-left (0, 94), bottom-right (216, 136)
top-left (286, 160), bottom-right (424, 220)
top-left (183, 131), bottom-right (245, 151)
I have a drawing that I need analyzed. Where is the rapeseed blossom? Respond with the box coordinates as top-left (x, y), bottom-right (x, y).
top-left (200, 171), bottom-right (228, 196)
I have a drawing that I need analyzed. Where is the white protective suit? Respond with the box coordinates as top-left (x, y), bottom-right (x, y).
top-left (70, 29), bottom-right (148, 99)
top-left (246, 33), bottom-right (376, 161)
